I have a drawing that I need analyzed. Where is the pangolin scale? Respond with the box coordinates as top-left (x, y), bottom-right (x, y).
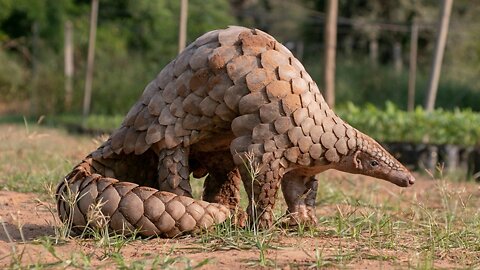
top-left (56, 26), bottom-right (415, 237)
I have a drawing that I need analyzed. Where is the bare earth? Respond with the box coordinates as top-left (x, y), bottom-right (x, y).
top-left (1, 124), bottom-right (479, 269)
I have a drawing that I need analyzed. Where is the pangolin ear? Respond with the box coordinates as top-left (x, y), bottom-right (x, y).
top-left (353, 151), bottom-right (362, 170)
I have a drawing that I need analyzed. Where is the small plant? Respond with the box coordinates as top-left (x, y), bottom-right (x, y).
top-left (338, 102), bottom-right (480, 146)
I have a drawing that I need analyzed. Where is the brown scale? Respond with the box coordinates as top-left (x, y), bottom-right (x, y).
top-left (57, 26), bottom-right (415, 237)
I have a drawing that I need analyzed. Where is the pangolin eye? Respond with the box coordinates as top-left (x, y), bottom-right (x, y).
top-left (370, 160), bottom-right (379, 167)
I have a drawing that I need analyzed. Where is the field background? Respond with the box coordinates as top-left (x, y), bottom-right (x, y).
top-left (1, 1), bottom-right (480, 268)
top-left (1, 123), bottom-right (479, 269)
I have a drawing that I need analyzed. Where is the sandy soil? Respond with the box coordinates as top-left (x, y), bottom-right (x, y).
top-left (1, 175), bottom-right (479, 269)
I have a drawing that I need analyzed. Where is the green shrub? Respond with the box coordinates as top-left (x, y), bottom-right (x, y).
top-left (337, 102), bottom-right (480, 146)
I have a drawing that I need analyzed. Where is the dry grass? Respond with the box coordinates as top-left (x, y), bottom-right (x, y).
top-left (1, 123), bottom-right (479, 269)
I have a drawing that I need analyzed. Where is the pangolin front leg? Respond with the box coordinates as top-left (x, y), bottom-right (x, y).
top-left (281, 172), bottom-right (318, 226)
top-left (233, 143), bottom-right (285, 229)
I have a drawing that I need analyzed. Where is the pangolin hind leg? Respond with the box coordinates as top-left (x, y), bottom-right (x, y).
top-left (157, 145), bottom-right (193, 197)
top-left (190, 150), bottom-right (246, 226)
top-left (281, 171), bottom-right (318, 226)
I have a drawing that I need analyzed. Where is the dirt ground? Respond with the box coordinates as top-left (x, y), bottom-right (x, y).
top-left (2, 176), bottom-right (479, 269)
top-left (1, 124), bottom-right (479, 269)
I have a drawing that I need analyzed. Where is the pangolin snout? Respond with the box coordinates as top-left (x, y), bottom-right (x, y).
top-left (408, 174), bottom-right (415, 186)
top-left (389, 169), bottom-right (416, 187)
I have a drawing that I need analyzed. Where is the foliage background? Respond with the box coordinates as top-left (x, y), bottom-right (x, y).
top-left (0, 0), bottom-right (479, 116)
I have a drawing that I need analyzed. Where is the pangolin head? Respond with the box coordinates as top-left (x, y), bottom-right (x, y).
top-left (335, 133), bottom-right (415, 187)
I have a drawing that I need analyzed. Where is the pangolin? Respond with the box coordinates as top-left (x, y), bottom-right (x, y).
top-left (56, 26), bottom-right (415, 237)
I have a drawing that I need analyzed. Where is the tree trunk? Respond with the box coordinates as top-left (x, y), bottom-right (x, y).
top-left (178, 0), bottom-right (188, 53)
top-left (369, 34), bottom-right (379, 66)
top-left (425, 0), bottom-right (453, 112)
top-left (82, 0), bottom-right (99, 118)
top-left (324, 0), bottom-right (338, 108)
top-left (64, 21), bottom-right (74, 111)
top-left (393, 41), bottom-right (403, 73)
top-left (407, 19), bottom-right (418, 111)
